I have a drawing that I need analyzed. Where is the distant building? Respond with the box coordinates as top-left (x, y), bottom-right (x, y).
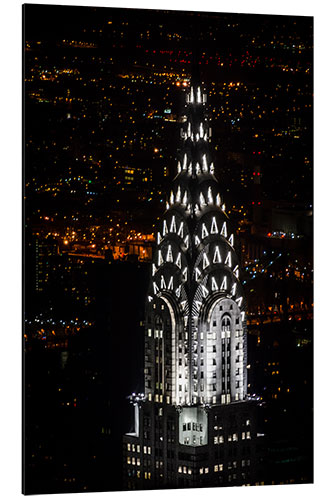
top-left (123, 83), bottom-right (262, 489)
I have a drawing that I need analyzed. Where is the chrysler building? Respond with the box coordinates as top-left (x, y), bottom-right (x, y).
top-left (123, 81), bottom-right (260, 489)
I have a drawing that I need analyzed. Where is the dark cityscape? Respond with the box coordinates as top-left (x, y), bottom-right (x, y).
top-left (23, 3), bottom-right (313, 495)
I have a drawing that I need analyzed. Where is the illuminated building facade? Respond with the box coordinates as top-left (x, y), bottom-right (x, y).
top-left (123, 82), bottom-right (260, 489)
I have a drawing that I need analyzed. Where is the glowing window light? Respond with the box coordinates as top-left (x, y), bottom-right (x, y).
top-left (175, 252), bottom-right (182, 268)
top-left (231, 283), bottom-right (237, 296)
top-left (200, 192), bottom-right (206, 206)
top-left (196, 163), bottom-right (201, 175)
top-left (221, 221), bottom-right (227, 237)
top-left (176, 186), bottom-right (181, 203)
top-left (241, 311), bottom-right (245, 322)
top-left (170, 191), bottom-right (174, 204)
top-left (166, 201), bottom-right (170, 210)
top-left (208, 186), bottom-right (213, 204)
top-left (216, 193), bottom-right (222, 206)
top-left (199, 122), bottom-right (204, 138)
top-left (152, 263), bottom-right (157, 276)
top-left (211, 277), bottom-right (218, 291)
top-left (213, 246), bottom-right (222, 263)
top-left (188, 163), bottom-right (192, 176)
top-left (190, 86), bottom-right (194, 103)
top-left (153, 282), bottom-right (159, 294)
top-left (233, 265), bottom-right (239, 277)
top-left (170, 215), bottom-right (176, 232)
top-left (177, 161), bottom-right (181, 173)
top-left (158, 249), bottom-right (164, 266)
top-left (161, 275), bottom-right (167, 289)
top-left (197, 87), bottom-right (202, 103)
top-left (166, 245), bottom-right (173, 262)
top-left (195, 300), bottom-right (203, 312)
top-left (225, 251), bottom-right (232, 267)
top-left (228, 234), bottom-right (234, 247)
top-left (167, 276), bottom-right (174, 290)
top-left (202, 223), bottom-right (209, 239)
top-left (177, 221), bottom-right (184, 238)
top-left (210, 163), bottom-right (214, 174)
top-left (163, 220), bottom-right (168, 236)
top-left (203, 253), bottom-right (210, 269)
top-left (187, 122), bottom-right (191, 136)
top-left (195, 267), bottom-right (201, 281)
top-left (236, 297), bottom-right (243, 307)
top-left (181, 300), bottom-right (187, 310)
top-left (202, 154), bottom-right (208, 172)
top-left (157, 232), bottom-right (162, 244)
top-left (182, 191), bottom-right (188, 205)
top-left (211, 216), bottom-right (218, 233)
top-left (183, 153), bottom-right (187, 170)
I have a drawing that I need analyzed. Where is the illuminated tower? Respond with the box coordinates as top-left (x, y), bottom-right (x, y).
top-left (123, 83), bottom-right (259, 490)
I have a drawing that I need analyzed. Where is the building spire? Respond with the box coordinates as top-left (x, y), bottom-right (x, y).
top-left (144, 83), bottom-right (247, 408)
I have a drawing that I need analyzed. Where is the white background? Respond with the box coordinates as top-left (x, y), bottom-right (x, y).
top-left (0, 0), bottom-right (331, 498)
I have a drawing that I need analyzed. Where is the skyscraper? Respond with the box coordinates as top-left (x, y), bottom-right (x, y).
top-left (123, 82), bottom-right (260, 490)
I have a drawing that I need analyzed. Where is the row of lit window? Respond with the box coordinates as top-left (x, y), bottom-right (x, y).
top-left (127, 443), bottom-right (151, 454)
top-left (127, 456), bottom-right (141, 466)
top-left (147, 393), bottom-right (170, 403)
top-left (214, 431), bottom-right (251, 444)
top-left (128, 470), bottom-right (151, 480)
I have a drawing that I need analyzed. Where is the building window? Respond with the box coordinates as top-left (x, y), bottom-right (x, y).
top-left (199, 468), bottom-right (204, 475)
top-left (127, 444), bottom-right (131, 451)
